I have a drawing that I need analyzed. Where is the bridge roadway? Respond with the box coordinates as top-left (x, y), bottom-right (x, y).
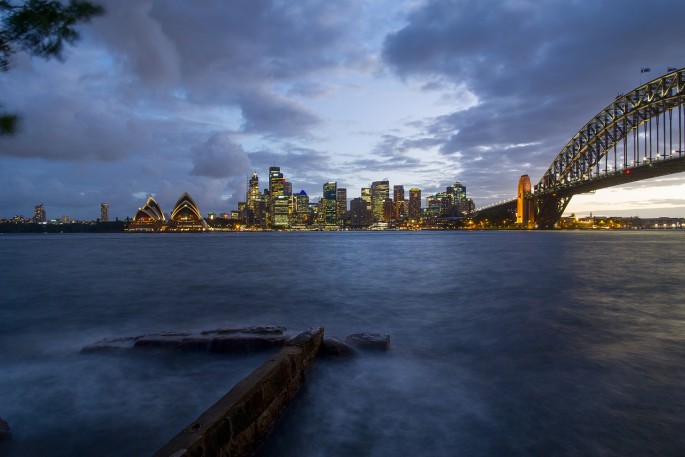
top-left (473, 154), bottom-right (685, 227)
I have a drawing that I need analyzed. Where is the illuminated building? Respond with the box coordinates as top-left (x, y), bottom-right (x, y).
top-left (383, 198), bottom-right (395, 222)
top-left (128, 196), bottom-right (165, 232)
top-left (33, 204), bottom-right (46, 223)
top-left (323, 182), bottom-right (337, 227)
top-left (246, 172), bottom-right (261, 226)
top-left (393, 185), bottom-right (405, 221)
top-left (361, 187), bottom-right (371, 210)
top-left (349, 198), bottom-right (371, 227)
top-left (408, 188), bottom-right (421, 220)
top-left (273, 195), bottom-right (290, 228)
top-left (283, 181), bottom-right (292, 197)
top-left (268, 167), bottom-right (284, 227)
top-left (100, 203), bottom-right (109, 222)
top-left (371, 180), bottom-right (389, 221)
top-left (60, 215), bottom-right (69, 224)
top-left (168, 192), bottom-right (209, 231)
top-left (336, 187), bottom-right (347, 224)
top-left (294, 190), bottom-right (310, 225)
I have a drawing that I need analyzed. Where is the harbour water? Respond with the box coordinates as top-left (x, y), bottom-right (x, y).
top-left (1, 231), bottom-right (684, 456)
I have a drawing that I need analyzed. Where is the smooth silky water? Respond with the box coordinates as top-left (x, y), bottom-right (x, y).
top-left (1, 231), bottom-right (684, 456)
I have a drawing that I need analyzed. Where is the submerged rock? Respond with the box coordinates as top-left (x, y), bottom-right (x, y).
top-left (320, 337), bottom-right (357, 357)
top-left (83, 326), bottom-right (290, 354)
top-left (345, 333), bottom-right (391, 351)
top-left (0, 417), bottom-right (11, 442)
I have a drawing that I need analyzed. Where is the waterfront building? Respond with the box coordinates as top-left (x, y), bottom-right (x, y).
top-left (33, 204), bottom-right (46, 223)
top-left (425, 194), bottom-right (442, 218)
top-left (268, 167), bottom-right (284, 227)
top-left (273, 195), bottom-right (290, 228)
top-left (361, 187), bottom-right (371, 210)
top-left (349, 197), bottom-right (371, 227)
top-left (283, 181), bottom-right (292, 197)
top-left (168, 192), bottom-right (209, 231)
top-left (336, 187), bottom-right (347, 224)
top-left (393, 185), bottom-right (405, 221)
top-left (371, 180), bottom-right (389, 221)
top-left (60, 215), bottom-right (69, 224)
top-left (383, 198), bottom-right (395, 222)
top-left (100, 203), bottom-right (109, 222)
top-left (293, 190), bottom-right (310, 226)
top-left (408, 188), bottom-right (421, 220)
top-left (128, 196), bottom-right (165, 231)
top-left (323, 182), bottom-right (337, 227)
top-left (246, 172), bottom-right (261, 226)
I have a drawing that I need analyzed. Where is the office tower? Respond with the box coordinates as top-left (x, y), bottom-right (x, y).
top-left (393, 185), bottom-right (405, 203)
top-left (448, 181), bottom-right (467, 204)
top-left (33, 204), bottom-right (46, 223)
top-left (383, 198), bottom-right (395, 222)
top-left (336, 187), bottom-right (347, 223)
top-left (282, 181), bottom-right (292, 197)
top-left (349, 198), bottom-right (371, 227)
top-left (371, 180), bottom-right (389, 221)
top-left (100, 203), bottom-right (109, 222)
top-left (323, 182), bottom-right (337, 227)
top-left (268, 167), bottom-right (284, 197)
top-left (361, 187), bottom-right (371, 210)
top-left (273, 195), bottom-right (290, 228)
top-left (268, 167), bottom-right (284, 227)
top-left (409, 188), bottom-right (421, 220)
top-left (294, 190), bottom-right (310, 225)
top-left (246, 172), bottom-right (260, 213)
top-left (393, 185), bottom-right (405, 221)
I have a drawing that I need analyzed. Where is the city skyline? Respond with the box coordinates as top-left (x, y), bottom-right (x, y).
top-left (1, 1), bottom-right (685, 220)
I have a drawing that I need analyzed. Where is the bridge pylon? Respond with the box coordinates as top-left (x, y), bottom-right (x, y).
top-left (516, 175), bottom-right (535, 228)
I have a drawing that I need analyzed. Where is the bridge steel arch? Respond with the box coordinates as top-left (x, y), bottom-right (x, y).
top-left (534, 68), bottom-right (685, 228)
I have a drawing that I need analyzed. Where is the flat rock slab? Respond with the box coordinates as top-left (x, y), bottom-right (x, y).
top-left (344, 333), bottom-right (391, 351)
top-left (0, 417), bottom-right (11, 442)
top-left (82, 326), bottom-right (291, 354)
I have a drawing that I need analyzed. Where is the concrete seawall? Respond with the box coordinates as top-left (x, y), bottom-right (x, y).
top-left (153, 326), bottom-right (323, 457)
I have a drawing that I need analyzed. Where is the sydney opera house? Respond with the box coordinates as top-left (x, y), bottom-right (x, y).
top-left (126, 192), bottom-right (209, 232)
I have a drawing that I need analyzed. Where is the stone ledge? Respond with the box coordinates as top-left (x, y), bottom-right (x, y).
top-left (152, 326), bottom-right (323, 457)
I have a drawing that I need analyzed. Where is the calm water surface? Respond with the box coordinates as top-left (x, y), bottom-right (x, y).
top-left (0, 231), bottom-right (684, 456)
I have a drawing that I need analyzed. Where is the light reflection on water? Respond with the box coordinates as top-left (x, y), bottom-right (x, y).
top-left (1, 231), bottom-right (684, 456)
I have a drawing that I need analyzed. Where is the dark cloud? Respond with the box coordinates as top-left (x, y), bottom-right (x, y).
top-left (237, 90), bottom-right (321, 137)
top-left (382, 0), bottom-right (685, 201)
top-left (190, 132), bottom-right (251, 179)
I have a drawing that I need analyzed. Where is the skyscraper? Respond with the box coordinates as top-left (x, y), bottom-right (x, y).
top-left (323, 182), bottom-right (337, 227)
top-left (33, 204), bottom-right (46, 223)
top-left (294, 190), bottom-right (310, 225)
top-left (349, 198), bottom-right (371, 227)
top-left (268, 167), bottom-right (284, 227)
top-left (361, 187), bottom-right (371, 210)
top-left (100, 203), bottom-right (109, 222)
top-left (371, 180), bottom-right (389, 221)
top-left (247, 172), bottom-right (260, 211)
top-left (409, 188), bottom-right (421, 220)
top-left (336, 187), bottom-right (347, 224)
top-left (393, 185), bottom-right (405, 221)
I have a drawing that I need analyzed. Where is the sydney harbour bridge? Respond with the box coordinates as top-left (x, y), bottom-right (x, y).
top-left (475, 68), bottom-right (685, 229)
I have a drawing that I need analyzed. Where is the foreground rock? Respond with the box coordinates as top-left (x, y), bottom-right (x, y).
top-left (0, 417), bottom-right (11, 442)
top-left (153, 327), bottom-right (324, 457)
top-left (82, 326), bottom-right (290, 354)
top-left (320, 337), bottom-right (357, 357)
top-left (345, 333), bottom-right (391, 351)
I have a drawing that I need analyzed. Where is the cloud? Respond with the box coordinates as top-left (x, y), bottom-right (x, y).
top-left (382, 0), bottom-right (685, 200)
top-left (190, 132), bottom-right (251, 179)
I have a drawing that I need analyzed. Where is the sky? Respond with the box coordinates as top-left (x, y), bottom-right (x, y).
top-left (1, 0), bottom-right (685, 221)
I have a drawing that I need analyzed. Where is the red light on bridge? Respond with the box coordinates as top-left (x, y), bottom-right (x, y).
top-left (625, 169), bottom-right (631, 175)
